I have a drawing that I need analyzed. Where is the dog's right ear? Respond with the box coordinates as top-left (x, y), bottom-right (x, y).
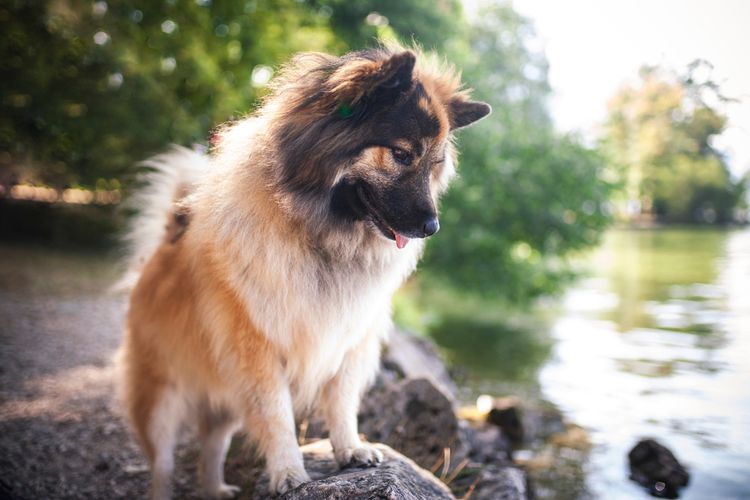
top-left (328, 51), bottom-right (416, 108)
top-left (449, 98), bottom-right (492, 130)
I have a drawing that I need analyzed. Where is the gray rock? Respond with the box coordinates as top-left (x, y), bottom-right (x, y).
top-left (469, 464), bottom-right (528, 500)
top-left (253, 440), bottom-right (454, 499)
top-left (382, 329), bottom-right (458, 401)
top-left (521, 403), bottom-right (565, 445)
top-left (358, 378), bottom-right (465, 472)
top-left (462, 422), bottom-right (513, 464)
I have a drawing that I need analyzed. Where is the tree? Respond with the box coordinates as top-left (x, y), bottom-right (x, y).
top-left (602, 61), bottom-right (745, 223)
top-left (315, 0), bottom-right (464, 51)
top-left (420, 3), bottom-right (613, 304)
top-left (1, 0), bottom-right (341, 188)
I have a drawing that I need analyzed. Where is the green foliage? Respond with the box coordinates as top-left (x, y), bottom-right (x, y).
top-left (2, 0), bottom-right (120, 185)
top-left (315, 0), bottom-right (464, 51)
top-left (602, 61), bottom-right (746, 223)
top-left (1, 0), bottom-right (341, 188)
top-left (422, 3), bottom-right (614, 303)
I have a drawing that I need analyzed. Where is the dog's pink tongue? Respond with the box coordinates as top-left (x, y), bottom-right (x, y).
top-left (395, 233), bottom-right (410, 249)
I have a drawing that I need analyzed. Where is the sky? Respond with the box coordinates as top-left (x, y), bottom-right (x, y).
top-left (470, 0), bottom-right (750, 178)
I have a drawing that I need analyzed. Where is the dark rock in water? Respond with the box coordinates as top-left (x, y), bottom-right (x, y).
top-left (487, 401), bottom-right (524, 445)
top-left (268, 440), bottom-right (454, 500)
top-left (628, 439), bottom-right (690, 499)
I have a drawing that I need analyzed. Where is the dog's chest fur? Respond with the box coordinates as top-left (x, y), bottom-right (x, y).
top-left (191, 175), bottom-right (423, 412)
top-left (251, 238), bottom-right (419, 411)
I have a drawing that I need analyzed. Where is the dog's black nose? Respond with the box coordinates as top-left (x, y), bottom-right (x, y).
top-left (422, 217), bottom-right (440, 237)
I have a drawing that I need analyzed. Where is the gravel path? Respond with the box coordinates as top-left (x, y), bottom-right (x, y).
top-left (0, 244), bottom-right (259, 499)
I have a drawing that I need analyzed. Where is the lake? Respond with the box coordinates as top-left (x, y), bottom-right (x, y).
top-left (538, 228), bottom-right (750, 499)
top-left (438, 228), bottom-right (749, 499)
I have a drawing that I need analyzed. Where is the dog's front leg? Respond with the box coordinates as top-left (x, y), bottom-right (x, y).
top-left (239, 363), bottom-right (310, 495)
top-left (322, 331), bottom-right (383, 468)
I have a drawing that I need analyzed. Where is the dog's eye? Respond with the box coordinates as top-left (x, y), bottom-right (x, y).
top-left (391, 148), bottom-right (413, 166)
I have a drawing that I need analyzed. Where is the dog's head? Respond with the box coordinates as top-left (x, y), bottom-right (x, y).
top-left (267, 47), bottom-right (491, 248)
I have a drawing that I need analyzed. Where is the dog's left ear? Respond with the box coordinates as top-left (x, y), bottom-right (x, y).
top-left (330, 51), bottom-right (415, 106)
top-left (373, 51), bottom-right (416, 94)
top-left (449, 98), bottom-right (492, 129)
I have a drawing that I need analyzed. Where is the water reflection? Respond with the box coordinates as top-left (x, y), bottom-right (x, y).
top-left (540, 228), bottom-right (750, 499)
top-left (430, 316), bottom-right (552, 395)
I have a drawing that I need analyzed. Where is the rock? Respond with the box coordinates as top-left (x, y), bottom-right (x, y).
top-left (482, 396), bottom-right (565, 448)
top-left (486, 398), bottom-right (524, 445)
top-left (628, 439), bottom-right (690, 499)
top-left (520, 403), bottom-right (565, 445)
top-left (358, 377), bottom-right (527, 500)
top-left (359, 378), bottom-right (464, 472)
top-left (249, 440), bottom-right (454, 499)
top-left (461, 422), bottom-right (513, 464)
top-left (468, 464), bottom-right (529, 500)
top-left (382, 329), bottom-right (458, 401)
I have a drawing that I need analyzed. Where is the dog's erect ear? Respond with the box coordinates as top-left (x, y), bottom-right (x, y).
top-left (374, 51), bottom-right (416, 93)
top-left (329, 51), bottom-right (415, 106)
top-left (449, 98), bottom-right (492, 129)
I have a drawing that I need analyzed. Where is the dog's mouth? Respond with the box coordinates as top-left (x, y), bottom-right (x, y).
top-left (356, 185), bottom-right (411, 249)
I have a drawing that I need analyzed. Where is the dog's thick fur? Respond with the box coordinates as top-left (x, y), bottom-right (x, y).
top-left (120, 45), bottom-right (490, 499)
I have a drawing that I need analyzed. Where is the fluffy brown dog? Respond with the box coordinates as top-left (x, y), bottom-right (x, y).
top-left (120, 45), bottom-right (490, 499)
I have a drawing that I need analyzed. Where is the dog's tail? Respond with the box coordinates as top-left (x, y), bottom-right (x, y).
top-left (115, 145), bottom-right (211, 291)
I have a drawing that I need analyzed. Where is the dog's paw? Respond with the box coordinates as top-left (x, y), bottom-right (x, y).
top-left (204, 483), bottom-right (241, 499)
top-left (335, 443), bottom-right (384, 468)
top-left (269, 467), bottom-right (310, 496)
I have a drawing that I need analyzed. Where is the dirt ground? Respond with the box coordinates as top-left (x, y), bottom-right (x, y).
top-left (0, 244), bottom-right (262, 499)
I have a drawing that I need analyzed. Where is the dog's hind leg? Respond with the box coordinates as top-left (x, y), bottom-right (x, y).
top-left (127, 380), bottom-right (184, 500)
top-left (147, 386), bottom-right (184, 500)
top-left (197, 403), bottom-right (241, 499)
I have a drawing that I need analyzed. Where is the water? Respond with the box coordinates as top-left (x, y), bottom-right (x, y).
top-left (539, 228), bottom-right (750, 499)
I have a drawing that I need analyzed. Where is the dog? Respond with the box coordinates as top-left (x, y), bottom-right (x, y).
top-left (119, 44), bottom-right (490, 499)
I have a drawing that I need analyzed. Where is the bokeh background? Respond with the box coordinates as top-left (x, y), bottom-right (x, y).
top-left (1, 0), bottom-right (749, 499)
